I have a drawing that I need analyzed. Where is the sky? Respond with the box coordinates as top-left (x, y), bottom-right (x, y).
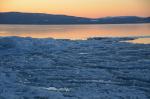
top-left (0, 0), bottom-right (150, 18)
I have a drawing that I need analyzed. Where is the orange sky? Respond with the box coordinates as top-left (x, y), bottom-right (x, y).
top-left (0, 0), bottom-right (150, 18)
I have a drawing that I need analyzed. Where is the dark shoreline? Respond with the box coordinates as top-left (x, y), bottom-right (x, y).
top-left (0, 22), bottom-right (150, 25)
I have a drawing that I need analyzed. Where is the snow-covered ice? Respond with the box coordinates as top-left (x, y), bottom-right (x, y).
top-left (0, 36), bottom-right (150, 99)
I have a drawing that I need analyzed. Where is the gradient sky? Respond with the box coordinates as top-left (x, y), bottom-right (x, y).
top-left (0, 0), bottom-right (150, 18)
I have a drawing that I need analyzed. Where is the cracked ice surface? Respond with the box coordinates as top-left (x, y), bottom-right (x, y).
top-left (0, 37), bottom-right (150, 99)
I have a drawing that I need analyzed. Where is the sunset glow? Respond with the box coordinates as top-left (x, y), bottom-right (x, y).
top-left (0, 0), bottom-right (150, 18)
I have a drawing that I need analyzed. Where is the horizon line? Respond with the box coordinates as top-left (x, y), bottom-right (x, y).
top-left (0, 11), bottom-right (150, 19)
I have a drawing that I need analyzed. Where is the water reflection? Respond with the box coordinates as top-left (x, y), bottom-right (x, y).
top-left (0, 24), bottom-right (150, 40)
top-left (126, 38), bottom-right (150, 44)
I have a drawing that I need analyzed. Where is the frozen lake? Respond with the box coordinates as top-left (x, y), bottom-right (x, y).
top-left (0, 24), bottom-right (150, 99)
top-left (0, 36), bottom-right (150, 99)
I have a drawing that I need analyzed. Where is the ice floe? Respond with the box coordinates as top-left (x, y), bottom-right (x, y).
top-left (0, 36), bottom-right (150, 99)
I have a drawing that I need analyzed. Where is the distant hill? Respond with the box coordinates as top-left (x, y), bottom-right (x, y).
top-left (0, 12), bottom-right (150, 24)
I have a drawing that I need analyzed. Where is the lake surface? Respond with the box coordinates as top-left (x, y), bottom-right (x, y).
top-left (0, 24), bottom-right (150, 98)
top-left (0, 24), bottom-right (150, 43)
